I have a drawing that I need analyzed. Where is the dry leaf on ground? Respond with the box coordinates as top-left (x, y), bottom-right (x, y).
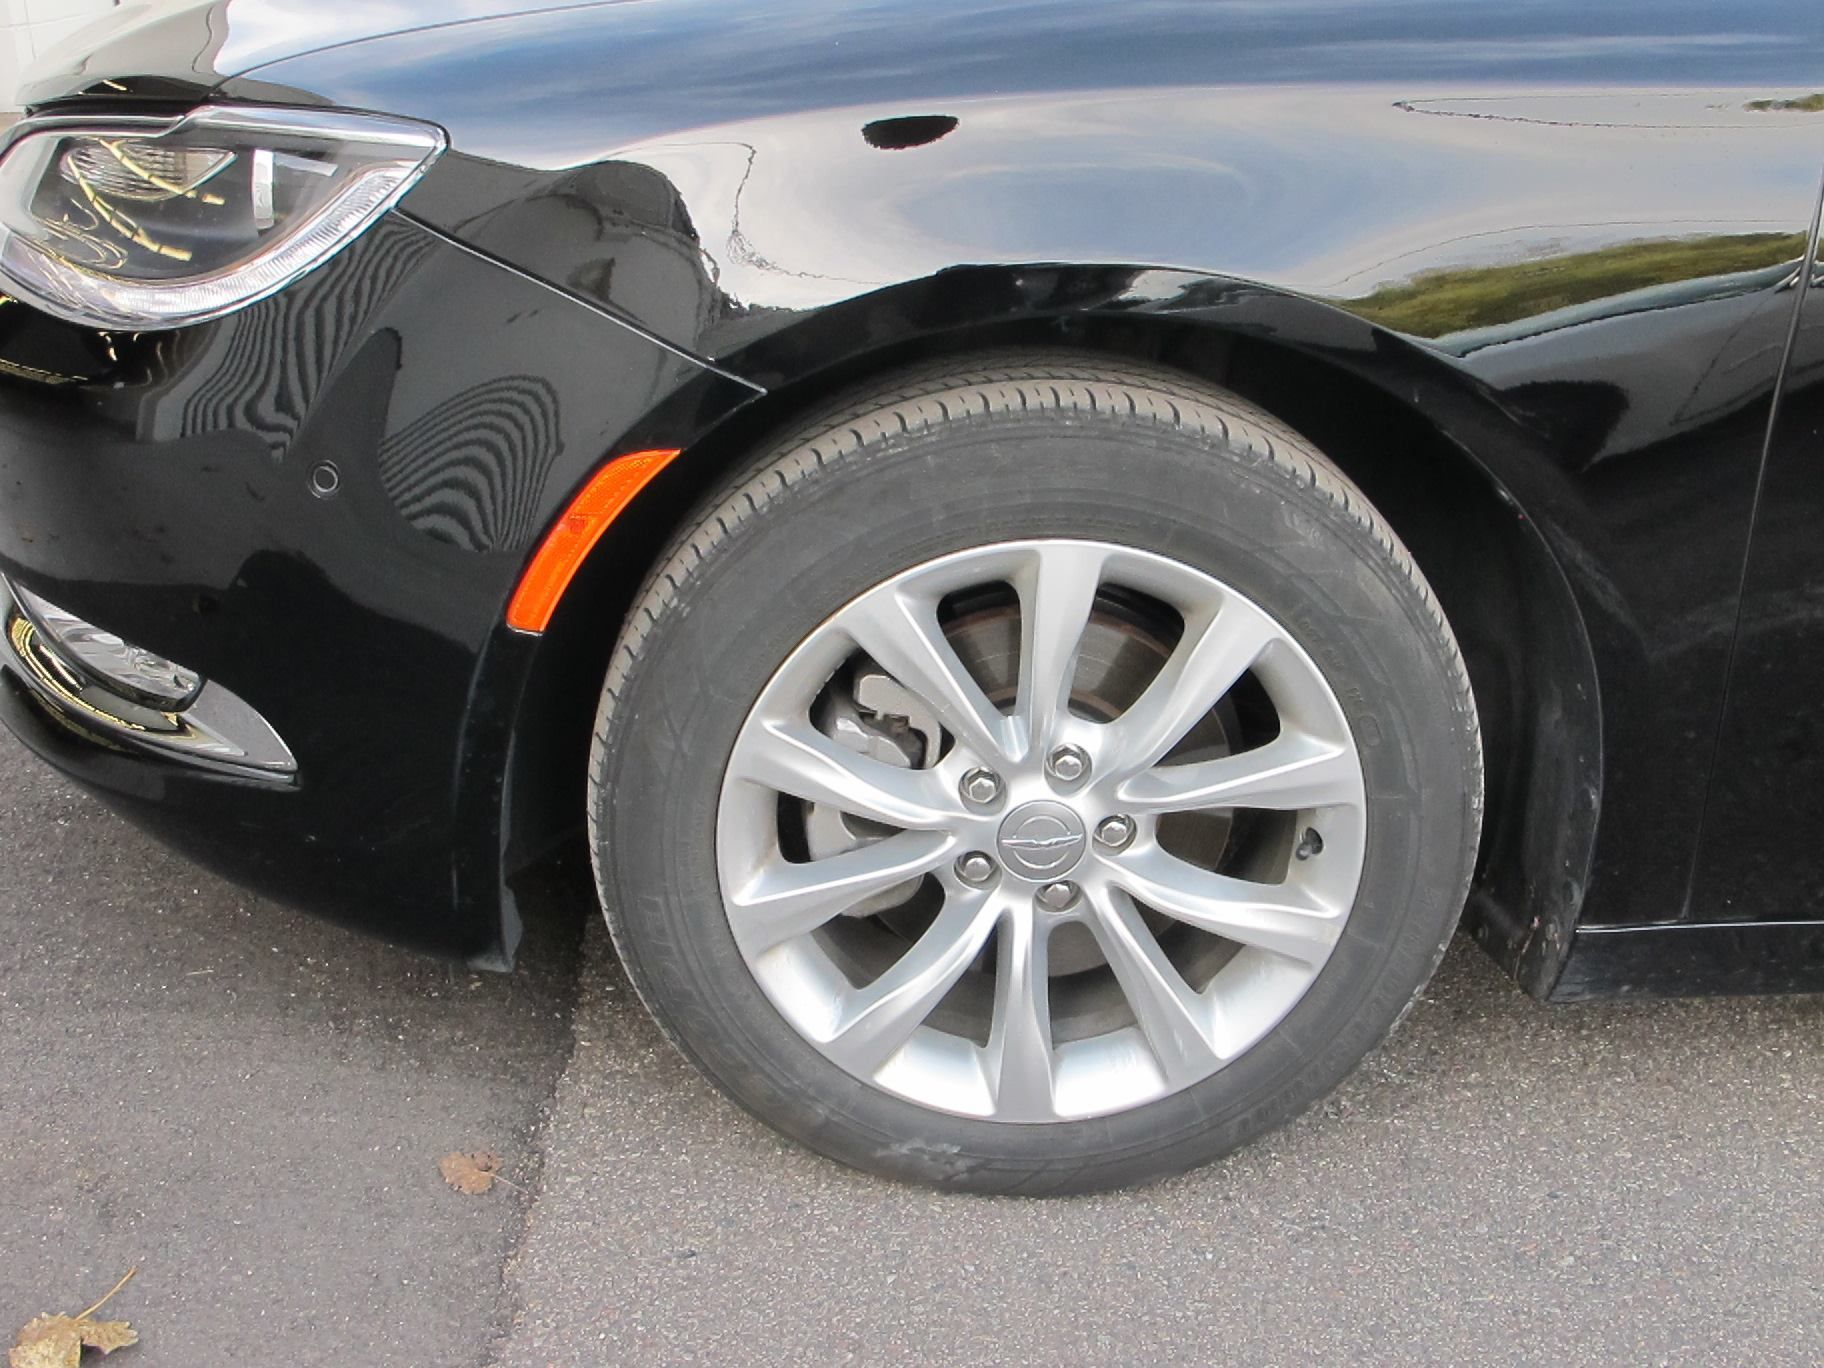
top-left (438, 1150), bottom-right (503, 1195)
top-left (10, 1315), bottom-right (137, 1368)
top-left (9, 1269), bottom-right (138, 1368)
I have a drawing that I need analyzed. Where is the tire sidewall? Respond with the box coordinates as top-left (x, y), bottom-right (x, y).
top-left (598, 396), bottom-right (1475, 1191)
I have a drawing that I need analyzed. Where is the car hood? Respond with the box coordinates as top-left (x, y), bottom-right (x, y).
top-left (17, 0), bottom-right (626, 108)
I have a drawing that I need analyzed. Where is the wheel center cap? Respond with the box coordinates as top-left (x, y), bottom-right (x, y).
top-left (996, 801), bottom-right (1087, 880)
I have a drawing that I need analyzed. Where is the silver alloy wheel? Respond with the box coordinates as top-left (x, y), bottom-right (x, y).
top-left (715, 539), bottom-right (1367, 1122)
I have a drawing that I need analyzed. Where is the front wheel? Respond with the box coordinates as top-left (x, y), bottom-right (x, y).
top-left (590, 354), bottom-right (1481, 1194)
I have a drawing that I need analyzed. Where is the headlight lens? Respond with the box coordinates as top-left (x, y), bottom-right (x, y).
top-left (0, 105), bottom-right (445, 329)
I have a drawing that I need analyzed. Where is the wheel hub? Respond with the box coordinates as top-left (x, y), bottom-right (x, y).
top-left (996, 800), bottom-right (1087, 880)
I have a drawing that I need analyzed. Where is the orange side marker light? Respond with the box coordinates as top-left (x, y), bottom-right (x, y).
top-left (505, 447), bottom-right (683, 633)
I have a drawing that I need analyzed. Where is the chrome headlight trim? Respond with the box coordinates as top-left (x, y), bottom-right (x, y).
top-left (0, 104), bottom-right (445, 330)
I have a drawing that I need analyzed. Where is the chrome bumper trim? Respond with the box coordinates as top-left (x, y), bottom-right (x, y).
top-left (1, 580), bottom-right (297, 780)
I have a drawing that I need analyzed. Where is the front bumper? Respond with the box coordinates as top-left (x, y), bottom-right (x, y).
top-left (0, 210), bottom-right (719, 962)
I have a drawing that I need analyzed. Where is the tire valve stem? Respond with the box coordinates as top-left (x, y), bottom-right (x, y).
top-left (1295, 827), bottom-right (1324, 861)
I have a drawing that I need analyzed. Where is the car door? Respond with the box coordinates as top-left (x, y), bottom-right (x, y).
top-left (1690, 187), bottom-right (1824, 935)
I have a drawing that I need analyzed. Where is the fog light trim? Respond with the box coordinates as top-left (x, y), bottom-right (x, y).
top-left (11, 582), bottom-right (203, 708)
top-left (1, 580), bottom-right (296, 779)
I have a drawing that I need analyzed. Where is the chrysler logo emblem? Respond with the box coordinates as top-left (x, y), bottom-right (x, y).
top-left (997, 801), bottom-right (1087, 879)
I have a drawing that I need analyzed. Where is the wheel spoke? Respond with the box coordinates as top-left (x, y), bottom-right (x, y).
top-left (1117, 732), bottom-right (1361, 814)
top-left (728, 830), bottom-right (955, 954)
top-left (721, 538), bottom-right (1369, 1122)
top-left (1100, 599), bottom-right (1277, 776)
top-left (1087, 888), bottom-right (1228, 1085)
top-left (1012, 542), bottom-right (1106, 755)
top-left (729, 718), bottom-right (960, 828)
top-left (1105, 846), bottom-right (1343, 967)
top-left (840, 588), bottom-right (1013, 764)
top-left (985, 907), bottom-right (1056, 1119)
top-left (823, 887), bottom-right (1001, 1075)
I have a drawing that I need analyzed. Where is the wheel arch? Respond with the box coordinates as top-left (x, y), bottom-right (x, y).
top-left (495, 266), bottom-right (1603, 996)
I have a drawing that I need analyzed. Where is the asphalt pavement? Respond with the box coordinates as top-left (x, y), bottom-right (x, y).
top-left (0, 730), bottom-right (583, 1366)
top-left (4, 725), bottom-right (1823, 1366)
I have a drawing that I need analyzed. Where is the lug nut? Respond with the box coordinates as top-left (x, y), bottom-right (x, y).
top-left (955, 852), bottom-right (998, 886)
top-left (1035, 880), bottom-right (1080, 912)
top-left (1094, 814), bottom-right (1136, 851)
top-left (1046, 744), bottom-right (1090, 785)
top-left (959, 767), bottom-right (1004, 809)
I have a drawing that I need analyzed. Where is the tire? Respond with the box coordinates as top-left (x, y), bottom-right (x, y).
top-left (589, 352), bottom-right (1482, 1194)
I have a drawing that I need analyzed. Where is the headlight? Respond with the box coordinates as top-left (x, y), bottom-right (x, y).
top-left (0, 105), bottom-right (445, 329)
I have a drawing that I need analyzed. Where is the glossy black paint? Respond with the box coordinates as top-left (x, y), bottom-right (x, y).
top-left (1692, 226), bottom-right (1824, 923)
top-left (0, 213), bottom-right (745, 963)
top-left (3, 0), bottom-right (1824, 992)
top-left (13, 0), bottom-right (594, 108)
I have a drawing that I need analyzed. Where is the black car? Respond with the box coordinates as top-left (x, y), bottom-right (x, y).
top-left (0, 0), bottom-right (1820, 1193)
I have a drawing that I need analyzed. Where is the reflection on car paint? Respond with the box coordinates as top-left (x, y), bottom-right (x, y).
top-left (0, 0), bottom-right (1820, 991)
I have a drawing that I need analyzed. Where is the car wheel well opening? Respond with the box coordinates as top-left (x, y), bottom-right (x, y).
top-left (505, 317), bottom-right (1596, 996)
